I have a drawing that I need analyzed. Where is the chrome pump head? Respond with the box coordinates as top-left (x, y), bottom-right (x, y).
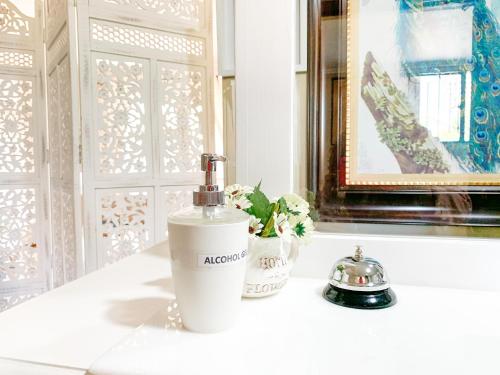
top-left (193, 153), bottom-right (226, 207)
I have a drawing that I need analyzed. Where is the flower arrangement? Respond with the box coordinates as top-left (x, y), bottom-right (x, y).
top-left (224, 183), bottom-right (315, 244)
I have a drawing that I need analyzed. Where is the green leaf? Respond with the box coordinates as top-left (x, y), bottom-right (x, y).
top-left (294, 222), bottom-right (306, 237)
top-left (261, 202), bottom-right (278, 237)
top-left (277, 197), bottom-right (288, 215)
top-left (246, 182), bottom-right (273, 227)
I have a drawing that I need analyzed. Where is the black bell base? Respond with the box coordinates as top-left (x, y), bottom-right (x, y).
top-left (323, 284), bottom-right (397, 310)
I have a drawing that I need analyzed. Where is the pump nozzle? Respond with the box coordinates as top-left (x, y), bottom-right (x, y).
top-left (193, 153), bottom-right (226, 206)
top-left (201, 153), bottom-right (226, 189)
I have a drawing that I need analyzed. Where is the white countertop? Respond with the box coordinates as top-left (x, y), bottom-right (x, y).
top-left (88, 279), bottom-right (500, 375)
top-left (0, 243), bottom-right (173, 373)
top-left (1, 241), bottom-right (499, 374)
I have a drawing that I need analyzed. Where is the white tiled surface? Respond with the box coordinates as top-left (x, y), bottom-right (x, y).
top-left (0, 234), bottom-right (499, 374)
top-left (0, 242), bottom-right (172, 371)
top-left (0, 359), bottom-right (85, 375)
top-left (89, 278), bottom-right (500, 375)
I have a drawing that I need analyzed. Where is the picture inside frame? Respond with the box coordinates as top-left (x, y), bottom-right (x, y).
top-left (346, 0), bottom-right (499, 186)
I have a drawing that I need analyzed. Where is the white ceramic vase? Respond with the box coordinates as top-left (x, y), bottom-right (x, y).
top-left (243, 236), bottom-right (299, 298)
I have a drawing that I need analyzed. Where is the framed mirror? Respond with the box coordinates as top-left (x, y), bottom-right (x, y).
top-left (307, 0), bottom-right (500, 226)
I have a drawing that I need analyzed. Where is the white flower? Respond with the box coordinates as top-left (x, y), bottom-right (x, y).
top-left (227, 195), bottom-right (252, 210)
top-left (273, 212), bottom-right (291, 240)
top-left (248, 215), bottom-right (263, 237)
top-left (225, 184), bottom-right (253, 210)
top-left (287, 213), bottom-right (302, 229)
top-left (298, 217), bottom-right (315, 244)
top-left (225, 184), bottom-right (253, 199)
top-left (287, 214), bottom-right (315, 244)
top-left (283, 193), bottom-right (310, 216)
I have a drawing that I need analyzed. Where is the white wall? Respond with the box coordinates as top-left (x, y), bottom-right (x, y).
top-left (234, 0), bottom-right (296, 197)
top-left (217, 0), bottom-right (308, 77)
top-left (293, 232), bottom-right (500, 291)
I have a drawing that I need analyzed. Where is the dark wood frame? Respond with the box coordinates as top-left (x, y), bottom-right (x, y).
top-left (307, 0), bottom-right (500, 226)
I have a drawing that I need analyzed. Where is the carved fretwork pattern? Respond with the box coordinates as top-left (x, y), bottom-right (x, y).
top-left (48, 64), bottom-right (62, 285)
top-left (0, 188), bottom-right (39, 283)
top-left (98, 189), bottom-right (153, 265)
top-left (91, 21), bottom-right (204, 58)
top-left (161, 186), bottom-right (193, 239)
top-left (59, 57), bottom-right (74, 185)
top-left (99, 0), bottom-right (203, 26)
top-left (59, 57), bottom-right (77, 282)
top-left (0, 289), bottom-right (42, 312)
top-left (0, 48), bottom-right (33, 68)
top-left (51, 186), bottom-right (64, 287)
top-left (48, 68), bottom-right (63, 286)
top-left (0, 1), bottom-right (48, 311)
top-left (50, 186), bottom-right (76, 286)
top-left (159, 63), bottom-right (205, 176)
top-left (0, 0), bottom-right (33, 40)
top-left (164, 188), bottom-right (193, 214)
top-left (48, 70), bottom-right (60, 180)
top-left (0, 77), bottom-right (35, 174)
top-left (47, 26), bottom-right (69, 70)
top-left (61, 189), bottom-right (76, 281)
top-left (85, 0), bottom-right (214, 268)
top-left (95, 56), bottom-right (150, 176)
top-left (46, 0), bottom-right (66, 44)
top-left (48, 49), bottom-right (77, 286)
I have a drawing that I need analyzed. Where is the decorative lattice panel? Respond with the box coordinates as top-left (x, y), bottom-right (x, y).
top-left (46, 0), bottom-right (67, 44)
top-left (0, 289), bottom-right (42, 312)
top-left (47, 25), bottom-right (69, 70)
top-left (91, 20), bottom-right (205, 59)
top-left (164, 187), bottom-right (193, 214)
top-left (96, 188), bottom-right (154, 265)
top-left (159, 62), bottom-right (206, 178)
top-left (159, 185), bottom-right (194, 240)
top-left (48, 66), bottom-right (63, 286)
top-left (59, 56), bottom-right (74, 185)
top-left (0, 76), bottom-right (35, 174)
top-left (0, 188), bottom-right (40, 283)
top-left (50, 185), bottom-right (64, 287)
top-left (93, 0), bottom-right (204, 28)
top-left (48, 48), bottom-right (77, 286)
top-left (93, 54), bottom-right (152, 177)
top-left (48, 70), bottom-right (60, 179)
top-left (0, 0), bottom-right (34, 42)
top-left (0, 0), bottom-right (46, 311)
top-left (0, 48), bottom-right (33, 68)
top-left (81, 0), bottom-right (213, 269)
top-left (49, 187), bottom-right (77, 286)
top-left (61, 187), bottom-right (76, 282)
top-left (49, 184), bottom-right (77, 286)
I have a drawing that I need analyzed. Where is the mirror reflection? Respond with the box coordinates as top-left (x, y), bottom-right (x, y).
top-left (314, 0), bottom-right (499, 225)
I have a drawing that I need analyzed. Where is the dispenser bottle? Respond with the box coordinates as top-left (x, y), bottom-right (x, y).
top-left (167, 153), bottom-right (249, 333)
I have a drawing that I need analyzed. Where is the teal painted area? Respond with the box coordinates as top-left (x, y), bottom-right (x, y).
top-left (397, 0), bottom-right (499, 173)
top-left (469, 0), bottom-right (499, 172)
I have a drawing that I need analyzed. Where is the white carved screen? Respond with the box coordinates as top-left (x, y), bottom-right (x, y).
top-left (45, 0), bottom-right (82, 288)
top-left (0, 0), bottom-right (50, 311)
top-left (78, 0), bottom-right (214, 270)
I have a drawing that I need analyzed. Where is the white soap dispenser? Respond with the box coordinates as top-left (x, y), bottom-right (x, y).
top-left (167, 153), bottom-right (249, 333)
